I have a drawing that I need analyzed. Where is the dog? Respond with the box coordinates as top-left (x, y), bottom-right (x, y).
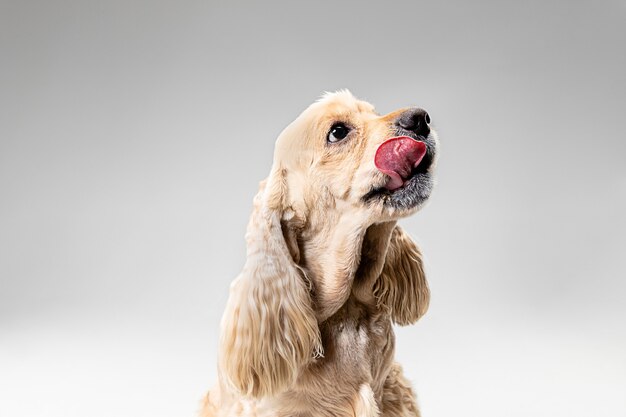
top-left (201, 90), bottom-right (439, 417)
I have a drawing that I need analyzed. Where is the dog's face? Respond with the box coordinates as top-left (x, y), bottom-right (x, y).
top-left (273, 90), bottom-right (438, 222)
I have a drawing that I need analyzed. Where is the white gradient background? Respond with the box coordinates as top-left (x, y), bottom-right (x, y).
top-left (1, 1), bottom-right (625, 416)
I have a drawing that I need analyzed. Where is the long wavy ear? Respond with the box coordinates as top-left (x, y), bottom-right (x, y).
top-left (373, 225), bottom-right (430, 325)
top-left (218, 174), bottom-right (321, 398)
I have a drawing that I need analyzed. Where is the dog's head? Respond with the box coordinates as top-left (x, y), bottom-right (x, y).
top-left (219, 91), bottom-right (437, 398)
top-left (270, 89), bottom-right (438, 221)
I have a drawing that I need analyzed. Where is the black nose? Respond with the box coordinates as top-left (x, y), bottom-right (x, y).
top-left (396, 108), bottom-right (431, 137)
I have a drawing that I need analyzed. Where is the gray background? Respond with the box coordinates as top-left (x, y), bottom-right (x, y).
top-left (1, 1), bottom-right (625, 416)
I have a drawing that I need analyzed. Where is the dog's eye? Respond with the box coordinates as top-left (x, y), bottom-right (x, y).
top-left (327, 123), bottom-right (351, 143)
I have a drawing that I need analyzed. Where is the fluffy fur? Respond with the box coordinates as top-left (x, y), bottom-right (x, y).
top-left (202, 90), bottom-right (439, 417)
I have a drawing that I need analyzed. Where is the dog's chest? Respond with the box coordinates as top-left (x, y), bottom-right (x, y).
top-left (281, 301), bottom-right (395, 415)
top-left (331, 302), bottom-right (395, 393)
top-left (326, 303), bottom-right (393, 368)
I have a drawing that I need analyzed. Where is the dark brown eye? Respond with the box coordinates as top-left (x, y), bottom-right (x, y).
top-left (327, 123), bottom-right (351, 143)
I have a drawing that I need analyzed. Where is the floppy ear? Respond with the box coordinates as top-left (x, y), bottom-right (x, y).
top-left (373, 225), bottom-right (430, 325)
top-left (218, 175), bottom-right (321, 398)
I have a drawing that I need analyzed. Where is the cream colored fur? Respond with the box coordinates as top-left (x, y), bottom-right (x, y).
top-left (201, 91), bottom-right (438, 417)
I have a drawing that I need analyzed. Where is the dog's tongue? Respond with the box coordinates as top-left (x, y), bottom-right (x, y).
top-left (375, 136), bottom-right (427, 191)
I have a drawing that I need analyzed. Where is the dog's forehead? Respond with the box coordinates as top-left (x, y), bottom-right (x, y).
top-left (315, 90), bottom-right (375, 116)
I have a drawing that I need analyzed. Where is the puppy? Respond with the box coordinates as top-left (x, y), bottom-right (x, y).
top-left (202, 90), bottom-right (439, 417)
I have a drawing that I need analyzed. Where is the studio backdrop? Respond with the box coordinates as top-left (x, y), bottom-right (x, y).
top-left (1, 1), bottom-right (625, 416)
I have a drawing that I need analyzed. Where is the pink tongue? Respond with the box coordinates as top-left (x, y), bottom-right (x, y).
top-left (375, 136), bottom-right (427, 191)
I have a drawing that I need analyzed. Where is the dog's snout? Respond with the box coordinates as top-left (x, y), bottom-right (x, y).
top-left (396, 108), bottom-right (430, 137)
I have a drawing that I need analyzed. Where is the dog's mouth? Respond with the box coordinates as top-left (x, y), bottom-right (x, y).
top-left (375, 136), bottom-right (428, 190)
top-left (363, 135), bottom-right (435, 210)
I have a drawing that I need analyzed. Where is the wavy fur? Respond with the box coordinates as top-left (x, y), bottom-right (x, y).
top-left (374, 226), bottom-right (430, 326)
top-left (219, 178), bottom-right (322, 398)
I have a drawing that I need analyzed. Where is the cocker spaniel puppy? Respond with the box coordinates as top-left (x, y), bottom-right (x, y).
top-left (202, 90), bottom-right (439, 417)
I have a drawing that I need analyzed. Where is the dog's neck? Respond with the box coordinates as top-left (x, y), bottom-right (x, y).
top-left (289, 202), bottom-right (397, 322)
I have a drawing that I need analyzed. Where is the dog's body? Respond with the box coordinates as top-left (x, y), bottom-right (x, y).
top-left (202, 91), bottom-right (438, 417)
